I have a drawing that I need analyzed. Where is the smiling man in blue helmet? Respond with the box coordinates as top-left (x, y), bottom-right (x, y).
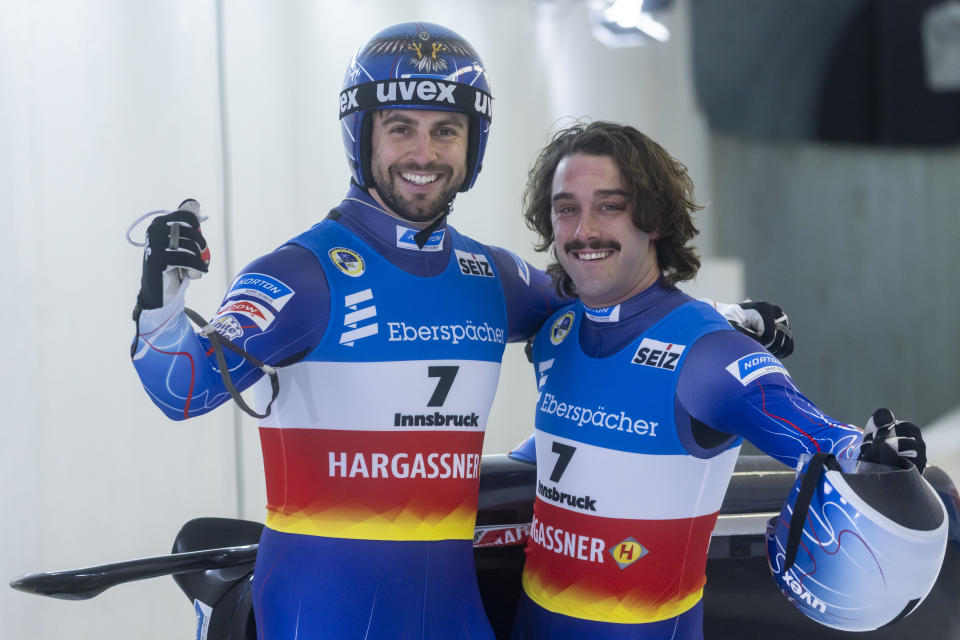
top-left (129, 22), bottom-right (790, 639)
top-left (508, 121), bottom-right (928, 640)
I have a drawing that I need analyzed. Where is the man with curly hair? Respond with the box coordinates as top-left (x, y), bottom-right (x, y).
top-left (509, 122), bottom-right (922, 639)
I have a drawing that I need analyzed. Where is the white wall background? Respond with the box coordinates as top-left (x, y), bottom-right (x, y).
top-left (2, 1), bottom-right (737, 637)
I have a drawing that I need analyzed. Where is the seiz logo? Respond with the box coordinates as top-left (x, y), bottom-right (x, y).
top-left (340, 289), bottom-right (378, 346)
top-left (632, 338), bottom-right (686, 371)
top-left (455, 249), bottom-right (494, 277)
top-left (396, 226), bottom-right (444, 251)
top-left (608, 537), bottom-right (648, 570)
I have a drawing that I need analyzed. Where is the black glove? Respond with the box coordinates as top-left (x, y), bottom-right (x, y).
top-left (137, 200), bottom-right (210, 311)
top-left (731, 300), bottom-right (794, 358)
top-left (858, 408), bottom-right (927, 474)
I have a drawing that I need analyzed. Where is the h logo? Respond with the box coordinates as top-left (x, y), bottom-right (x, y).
top-left (609, 537), bottom-right (648, 570)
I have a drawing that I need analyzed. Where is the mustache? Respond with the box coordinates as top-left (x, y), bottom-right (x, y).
top-left (563, 238), bottom-right (621, 254)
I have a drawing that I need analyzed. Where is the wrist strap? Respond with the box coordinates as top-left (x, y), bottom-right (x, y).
top-left (183, 307), bottom-right (280, 420)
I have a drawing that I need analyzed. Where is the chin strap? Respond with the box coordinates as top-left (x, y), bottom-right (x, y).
top-left (413, 213), bottom-right (448, 248)
top-left (183, 307), bottom-right (280, 420)
top-left (350, 180), bottom-right (454, 248)
top-left (413, 197), bottom-right (454, 248)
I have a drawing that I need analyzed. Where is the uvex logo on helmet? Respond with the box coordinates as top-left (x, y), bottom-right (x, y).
top-left (339, 80), bottom-right (493, 121)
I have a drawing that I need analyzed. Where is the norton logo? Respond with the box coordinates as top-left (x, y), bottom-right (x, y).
top-left (609, 537), bottom-right (648, 570)
top-left (397, 226), bottom-right (444, 252)
top-left (455, 249), bottom-right (494, 277)
top-left (550, 312), bottom-right (575, 345)
top-left (584, 304), bottom-right (620, 323)
top-left (328, 247), bottom-right (365, 277)
top-left (226, 273), bottom-right (295, 311)
top-left (632, 338), bottom-right (686, 371)
top-left (725, 352), bottom-right (788, 386)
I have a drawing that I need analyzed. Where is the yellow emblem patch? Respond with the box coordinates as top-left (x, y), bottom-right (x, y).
top-left (328, 247), bottom-right (365, 277)
top-left (550, 311), bottom-right (576, 345)
top-left (609, 537), bottom-right (648, 570)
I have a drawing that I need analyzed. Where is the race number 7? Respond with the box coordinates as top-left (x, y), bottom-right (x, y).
top-left (427, 366), bottom-right (459, 407)
top-left (550, 441), bottom-right (576, 482)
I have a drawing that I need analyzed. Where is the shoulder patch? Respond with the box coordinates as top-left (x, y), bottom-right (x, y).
top-left (725, 352), bottom-right (789, 386)
top-left (211, 315), bottom-right (244, 340)
top-left (328, 247), bottom-right (366, 277)
top-left (226, 272), bottom-right (295, 310)
top-left (213, 315), bottom-right (243, 340)
top-left (214, 299), bottom-right (276, 331)
top-left (549, 311), bottom-right (576, 345)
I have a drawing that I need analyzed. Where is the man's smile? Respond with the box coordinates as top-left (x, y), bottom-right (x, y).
top-left (400, 171), bottom-right (441, 185)
top-left (571, 249), bottom-right (616, 261)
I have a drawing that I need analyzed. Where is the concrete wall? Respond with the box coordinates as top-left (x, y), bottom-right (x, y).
top-left (712, 134), bottom-right (960, 427)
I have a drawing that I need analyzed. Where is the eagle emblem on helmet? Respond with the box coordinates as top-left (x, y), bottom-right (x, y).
top-left (364, 27), bottom-right (480, 74)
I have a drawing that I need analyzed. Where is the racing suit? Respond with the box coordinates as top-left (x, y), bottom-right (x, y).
top-left (132, 184), bottom-right (561, 638)
top-left (510, 280), bottom-right (862, 640)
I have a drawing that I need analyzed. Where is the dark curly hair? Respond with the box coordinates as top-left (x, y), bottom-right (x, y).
top-left (523, 121), bottom-right (702, 297)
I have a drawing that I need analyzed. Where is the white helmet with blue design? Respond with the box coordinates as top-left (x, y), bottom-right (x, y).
top-left (765, 452), bottom-right (948, 631)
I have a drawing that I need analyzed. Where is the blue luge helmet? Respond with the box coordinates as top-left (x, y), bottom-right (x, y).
top-left (766, 453), bottom-right (948, 632)
top-left (339, 22), bottom-right (493, 192)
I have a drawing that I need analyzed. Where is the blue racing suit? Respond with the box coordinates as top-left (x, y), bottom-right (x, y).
top-left (132, 184), bottom-right (562, 639)
top-left (510, 280), bottom-right (862, 640)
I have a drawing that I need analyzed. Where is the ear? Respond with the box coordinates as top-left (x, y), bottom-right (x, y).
top-left (649, 229), bottom-right (660, 240)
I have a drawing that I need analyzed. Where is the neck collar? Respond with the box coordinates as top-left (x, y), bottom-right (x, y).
top-left (581, 278), bottom-right (675, 326)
